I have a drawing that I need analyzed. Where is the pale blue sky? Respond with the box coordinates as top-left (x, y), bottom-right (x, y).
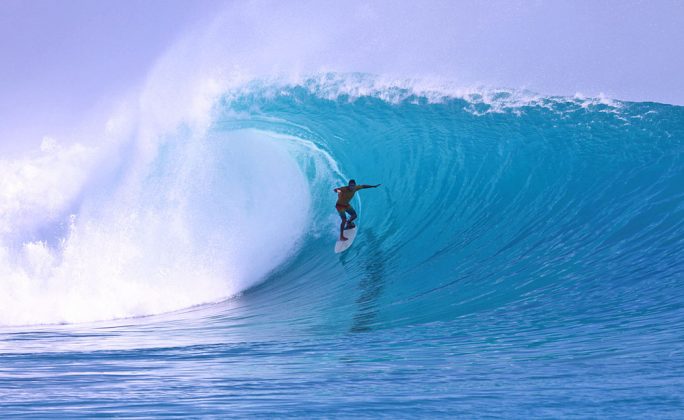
top-left (1, 0), bottom-right (682, 151)
top-left (0, 0), bottom-right (221, 152)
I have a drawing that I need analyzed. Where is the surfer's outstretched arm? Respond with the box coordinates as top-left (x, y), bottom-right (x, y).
top-left (358, 184), bottom-right (381, 189)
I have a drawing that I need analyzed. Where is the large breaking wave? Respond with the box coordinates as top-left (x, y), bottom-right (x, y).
top-left (1, 74), bottom-right (682, 329)
top-left (0, 0), bottom-right (682, 331)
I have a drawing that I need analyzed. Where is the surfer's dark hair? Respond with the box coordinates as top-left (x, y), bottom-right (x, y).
top-left (349, 179), bottom-right (356, 185)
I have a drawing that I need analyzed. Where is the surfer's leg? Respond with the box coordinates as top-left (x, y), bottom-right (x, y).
top-left (338, 211), bottom-right (348, 240)
top-left (346, 207), bottom-right (357, 229)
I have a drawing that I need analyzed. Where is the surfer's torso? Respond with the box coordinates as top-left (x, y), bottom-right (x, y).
top-left (336, 186), bottom-right (358, 207)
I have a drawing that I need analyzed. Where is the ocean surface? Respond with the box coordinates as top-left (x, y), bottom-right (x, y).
top-left (1, 75), bottom-right (683, 417)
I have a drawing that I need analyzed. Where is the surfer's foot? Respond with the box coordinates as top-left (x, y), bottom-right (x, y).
top-left (340, 236), bottom-right (348, 241)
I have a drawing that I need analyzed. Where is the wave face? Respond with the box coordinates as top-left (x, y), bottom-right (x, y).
top-left (1, 76), bottom-right (683, 416)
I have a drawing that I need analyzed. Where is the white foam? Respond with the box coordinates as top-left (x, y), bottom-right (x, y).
top-left (0, 129), bottom-right (312, 326)
top-left (0, 140), bottom-right (96, 237)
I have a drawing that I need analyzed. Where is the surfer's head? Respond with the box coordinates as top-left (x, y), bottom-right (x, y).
top-left (348, 179), bottom-right (356, 187)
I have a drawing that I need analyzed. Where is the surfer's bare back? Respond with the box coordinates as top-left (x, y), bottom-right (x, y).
top-left (334, 179), bottom-right (381, 241)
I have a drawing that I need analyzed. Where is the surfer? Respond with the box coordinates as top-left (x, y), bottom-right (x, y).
top-left (334, 179), bottom-right (381, 241)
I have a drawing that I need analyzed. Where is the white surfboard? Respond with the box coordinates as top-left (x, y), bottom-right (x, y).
top-left (334, 226), bottom-right (358, 253)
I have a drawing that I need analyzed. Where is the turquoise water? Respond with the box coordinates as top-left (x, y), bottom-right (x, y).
top-left (1, 77), bottom-right (683, 417)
